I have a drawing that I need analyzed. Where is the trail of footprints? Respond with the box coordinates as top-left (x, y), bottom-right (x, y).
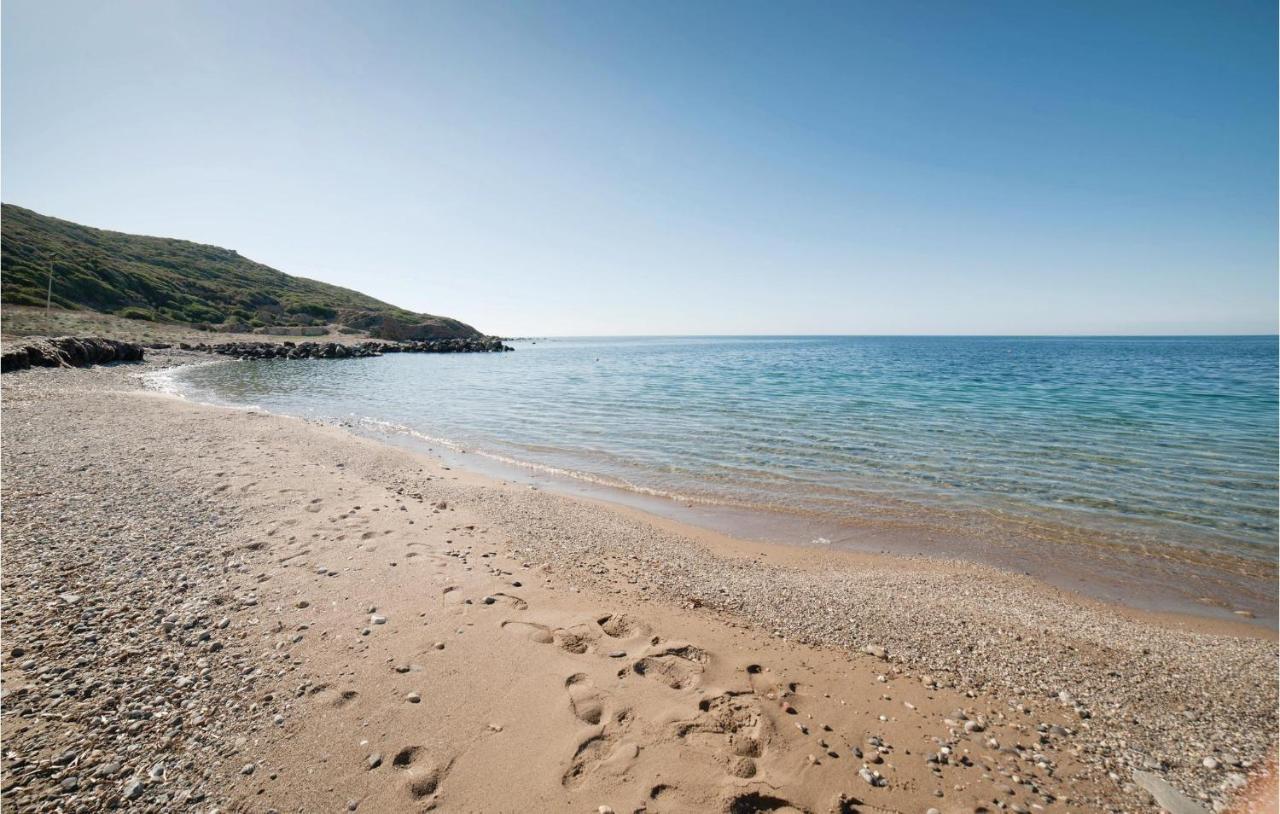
top-left (291, 495), bottom-right (810, 811)
top-left (499, 609), bottom-right (809, 811)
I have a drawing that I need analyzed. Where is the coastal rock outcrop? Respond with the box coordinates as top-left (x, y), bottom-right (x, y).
top-left (1, 336), bottom-right (145, 373)
top-left (178, 336), bottom-right (512, 361)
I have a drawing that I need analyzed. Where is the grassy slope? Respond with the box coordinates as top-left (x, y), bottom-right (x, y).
top-left (0, 204), bottom-right (481, 338)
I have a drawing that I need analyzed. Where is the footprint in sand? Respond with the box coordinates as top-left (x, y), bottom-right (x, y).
top-left (309, 685), bottom-right (360, 708)
top-left (561, 726), bottom-right (639, 789)
top-left (483, 592), bottom-right (529, 611)
top-left (500, 620), bottom-right (555, 644)
top-left (725, 790), bottom-right (811, 814)
top-left (596, 613), bottom-right (650, 640)
top-left (673, 690), bottom-right (770, 773)
top-left (553, 625), bottom-right (598, 655)
top-left (565, 673), bottom-right (606, 725)
top-left (499, 618), bottom-right (605, 657)
top-left (632, 643), bottom-right (709, 690)
top-left (390, 746), bottom-right (452, 803)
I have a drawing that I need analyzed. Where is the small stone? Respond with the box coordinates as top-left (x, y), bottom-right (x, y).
top-left (370, 614), bottom-right (387, 625)
top-left (241, 763), bottom-right (256, 775)
top-left (367, 753), bottom-right (383, 770)
top-left (1203, 757), bottom-right (1220, 770)
top-left (406, 692), bottom-right (421, 703)
top-left (123, 780), bottom-right (144, 800)
top-left (432, 641), bottom-right (445, 650)
top-left (59, 776), bottom-right (79, 793)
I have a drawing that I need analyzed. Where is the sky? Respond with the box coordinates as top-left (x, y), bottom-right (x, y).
top-left (2, 1), bottom-right (1276, 336)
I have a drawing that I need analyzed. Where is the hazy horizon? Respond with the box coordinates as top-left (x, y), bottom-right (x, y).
top-left (3, 1), bottom-right (1276, 336)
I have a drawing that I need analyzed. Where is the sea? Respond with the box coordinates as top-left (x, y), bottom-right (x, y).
top-left (155, 335), bottom-right (1279, 622)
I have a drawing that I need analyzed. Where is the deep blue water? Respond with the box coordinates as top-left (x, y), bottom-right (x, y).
top-left (163, 336), bottom-right (1278, 567)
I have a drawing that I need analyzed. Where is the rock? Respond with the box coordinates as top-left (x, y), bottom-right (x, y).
top-left (406, 692), bottom-right (421, 703)
top-left (240, 763), bottom-right (256, 776)
top-left (370, 614), bottom-right (387, 625)
top-left (1202, 757), bottom-right (1219, 770)
top-left (367, 753), bottom-right (383, 770)
top-left (122, 779), bottom-right (144, 800)
top-left (864, 644), bottom-right (888, 660)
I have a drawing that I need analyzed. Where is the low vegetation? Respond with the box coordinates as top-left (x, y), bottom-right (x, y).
top-left (1, 204), bottom-right (481, 339)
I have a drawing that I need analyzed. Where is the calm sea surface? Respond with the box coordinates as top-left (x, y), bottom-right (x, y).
top-left (162, 336), bottom-right (1278, 614)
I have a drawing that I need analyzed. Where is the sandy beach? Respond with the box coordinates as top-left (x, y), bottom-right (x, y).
top-left (1, 352), bottom-right (1276, 814)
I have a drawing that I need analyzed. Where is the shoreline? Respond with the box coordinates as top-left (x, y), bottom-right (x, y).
top-left (1, 352), bottom-right (1276, 812)
top-left (163, 352), bottom-right (1277, 629)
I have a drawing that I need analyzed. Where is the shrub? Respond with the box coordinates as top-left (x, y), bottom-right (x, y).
top-left (116, 306), bottom-right (154, 321)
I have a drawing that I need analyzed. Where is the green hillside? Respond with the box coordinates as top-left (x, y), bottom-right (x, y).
top-left (0, 204), bottom-right (481, 339)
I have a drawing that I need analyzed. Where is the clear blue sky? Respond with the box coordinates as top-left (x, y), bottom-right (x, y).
top-left (3, 1), bottom-right (1276, 335)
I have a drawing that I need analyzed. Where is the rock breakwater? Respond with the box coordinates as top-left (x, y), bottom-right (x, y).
top-left (180, 337), bottom-right (511, 360)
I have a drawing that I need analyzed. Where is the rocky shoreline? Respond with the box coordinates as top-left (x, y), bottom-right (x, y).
top-left (178, 336), bottom-right (512, 360)
top-left (0, 333), bottom-right (513, 373)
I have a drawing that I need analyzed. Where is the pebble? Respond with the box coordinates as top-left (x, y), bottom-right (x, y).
top-left (406, 692), bottom-right (422, 703)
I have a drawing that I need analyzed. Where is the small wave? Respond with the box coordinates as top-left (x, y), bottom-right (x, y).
top-left (141, 360), bottom-right (229, 398)
top-left (351, 415), bottom-right (739, 508)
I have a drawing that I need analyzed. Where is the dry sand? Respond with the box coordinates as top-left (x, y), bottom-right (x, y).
top-left (1, 351), bottom-right (1276, 813)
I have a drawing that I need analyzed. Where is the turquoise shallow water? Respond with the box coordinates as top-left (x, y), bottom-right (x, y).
top-left (165, 336), bottom-right (1278, 604)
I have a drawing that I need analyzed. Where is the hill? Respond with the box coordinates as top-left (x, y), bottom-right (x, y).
top-left (0, 204), bottom-right (482, 339)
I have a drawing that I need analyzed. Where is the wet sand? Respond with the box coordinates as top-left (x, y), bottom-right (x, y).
top-left (1, 351), bottom-right (1275, 813)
